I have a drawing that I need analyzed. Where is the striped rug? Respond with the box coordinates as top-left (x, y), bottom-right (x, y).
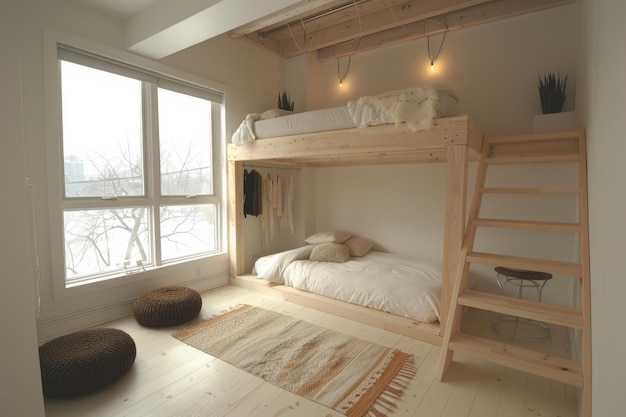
top-left (173, 304), bottom-right (415, 417)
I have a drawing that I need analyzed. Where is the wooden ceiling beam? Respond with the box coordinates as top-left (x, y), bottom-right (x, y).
top-left (277, 0), bottom-right (493, 57)
top-left (316, 0), bottom-right (576, 61)
top-left (228, 0), bottom-right (345, 38)
top-left (230, 0), bottom-right (576, 60)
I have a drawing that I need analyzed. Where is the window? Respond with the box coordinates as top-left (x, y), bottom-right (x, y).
top-left (57, 46), bottom-right (223, 286)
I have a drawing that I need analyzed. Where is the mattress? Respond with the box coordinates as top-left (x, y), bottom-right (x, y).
top-left (254, 106), bottom-right (355, 139)
top-left (255, 89), bottom-right (464, 139)
top-left (231, 86), bottom-right (469, 145)
top-left (253, 247), bottom-right (442, 323)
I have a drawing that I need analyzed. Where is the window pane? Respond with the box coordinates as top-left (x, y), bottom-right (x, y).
top-left (61, 61), bottom-right (144, 198)
top-left (160, 204), bottom-right (217, 261)
top-left (158, 88), bottom-right (213, 196)
top-left (64, 208), bottom-right (152, 281)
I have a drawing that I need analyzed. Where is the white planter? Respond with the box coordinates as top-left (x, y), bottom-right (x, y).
top-left (533, 111), bottom-right (575, 133)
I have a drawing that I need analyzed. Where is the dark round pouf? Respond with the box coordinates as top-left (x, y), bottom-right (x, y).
top-left (39, 328), bottom-right (136, 398)
top-left (133, 286), bottom-right (202, 327)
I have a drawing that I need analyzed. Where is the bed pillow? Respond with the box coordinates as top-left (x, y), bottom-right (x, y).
top-left (344, 236), bottom-right (375, 257)
top-left (259, 109), bottom-right (294, 119)
top-left (310, 243), bottom-right (350, 263)
top-left (305, 230), bottom-right (352, 245)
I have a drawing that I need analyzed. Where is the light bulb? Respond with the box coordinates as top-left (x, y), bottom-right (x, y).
top-left (430, 60), bottom-right (435, 71)
top-left (339, 78), bottom-right (343, 86)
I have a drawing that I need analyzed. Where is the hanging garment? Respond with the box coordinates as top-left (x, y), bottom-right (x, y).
top-left (243, 169), bottom-right (262, 217)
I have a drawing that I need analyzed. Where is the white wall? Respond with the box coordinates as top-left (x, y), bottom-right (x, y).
top-left (0, 1), bottom-right (46, 415)
top-left (577, 1), bottom-right (626, 415)
top-left (283, 6), bottom-right (579, 305)
top-left (13, 0), bottom-right (284, 340)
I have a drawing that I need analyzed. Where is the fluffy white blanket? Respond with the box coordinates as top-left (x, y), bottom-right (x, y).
top-left (347, 86), bottom-right (439, 132)
top-left (231, 113), bottom-right (260, 145)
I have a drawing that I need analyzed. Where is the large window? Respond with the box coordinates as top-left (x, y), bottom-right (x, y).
top-left (57, 46), bottom-right (223, 286)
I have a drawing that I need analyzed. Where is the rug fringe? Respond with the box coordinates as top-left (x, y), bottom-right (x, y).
top-left (363, 354), bottom-right (416, 417)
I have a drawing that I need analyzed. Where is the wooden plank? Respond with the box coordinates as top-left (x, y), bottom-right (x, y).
top-left (316, 0), bottom-right (575, 61)
top-left (457, 290), bottom-right (584, 328)
top-left (229, 274), bottom-right (284, 298)
top-left (280, 0), bottom-right (493, 57)
top-left (228, 0), bottom-right (345, 37)
top-left (227, 115), bottom-right (475, 163)
top-left (577, 130), bottom-right (592, 417)
top-left (277, 286), bottom-right (443, 345)
top-left (481, 186), bottom-right (580, 195)
top-left (441, 145), bottom-right (469, 329)
top-left (488, 129), bottom-right (581, 145)
top-left (227, 160), bottom-right (244, 276)
top-left (485, 154), bottom-right (580, 164)
top-left (449, 333), bottom-right (583, 387)
top-left (466, 252), bottom-right (582, 277)
top-left (474, 218), bottom-right (581, 233)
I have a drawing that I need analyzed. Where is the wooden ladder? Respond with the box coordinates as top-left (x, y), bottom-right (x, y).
top-left (438, 129), bottom-right (592, 417)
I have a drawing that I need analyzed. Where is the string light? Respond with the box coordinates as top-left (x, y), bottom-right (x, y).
top-left (426, 19), bottom-right (447, 72)
top-left (337, 56), bottom-right (351, 86)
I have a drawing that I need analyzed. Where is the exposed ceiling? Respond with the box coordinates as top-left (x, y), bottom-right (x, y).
top-left (78, 0), bottom-right (575, 61)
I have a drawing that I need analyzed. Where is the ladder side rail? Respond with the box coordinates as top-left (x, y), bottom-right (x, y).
top-left (577, 130), bottom-right (592, 417)
top-left (438, 135), bottom-right (491, 379)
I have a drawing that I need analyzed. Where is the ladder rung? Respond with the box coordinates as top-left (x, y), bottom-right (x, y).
top-left (466, 252), bottom-right (582, 276)
top-left (474, 218), bottom-right (581, 233)
top-left (449, 333), bottom-right (583, 386)
top-left (458, 290), bottom-right (583, 328)
top-left (486, 154), bottom-right (580, 164)
top-left (481, 187), bottom-right (580, 195)
top-left (488, 130), bottom-right (581, 145)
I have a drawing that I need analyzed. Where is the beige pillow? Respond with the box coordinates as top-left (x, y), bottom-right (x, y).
top-left (259, 109), bottom-right (294, 119)
top-left (344, 237), bottom-right (375, 257)
top-left (305, 230), bottom-right (352, 245)
top-left (310, 243), bottom-right (350, 263)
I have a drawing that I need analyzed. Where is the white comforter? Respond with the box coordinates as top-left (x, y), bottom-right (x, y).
top-left (254, 247), bottom-right (442, 323)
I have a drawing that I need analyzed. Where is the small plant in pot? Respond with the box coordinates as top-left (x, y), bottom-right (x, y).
top-left (277, 91), bottom-right (294, 111)
top-left (538, 72), bottom-right (567, 114)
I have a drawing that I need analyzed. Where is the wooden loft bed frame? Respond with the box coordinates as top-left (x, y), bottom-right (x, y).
top-left (227, 114), bottom-right (484, 345)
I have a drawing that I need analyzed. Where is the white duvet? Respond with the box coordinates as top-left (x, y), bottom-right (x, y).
top-left (254, 247), bottom-right (442, 323)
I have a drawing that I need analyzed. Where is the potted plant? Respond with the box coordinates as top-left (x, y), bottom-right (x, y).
top-left (537, 72), bottom-right (567, 114)
top-left (277, 91), bottom-right (294, 111)
top-left (533, 72), bottom-right (573, 133)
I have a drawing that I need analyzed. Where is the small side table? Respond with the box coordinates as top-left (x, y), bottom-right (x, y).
top-left (491, 266), bottom-right (553, 342)
top-left (494, 266), bottom-right (553, 302)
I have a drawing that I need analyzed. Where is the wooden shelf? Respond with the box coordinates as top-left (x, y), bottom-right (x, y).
top-left (458, 290), bottom-right (583, 328)
top-left (449, 332), bottom-right (583, 386)
top-left (466, 252), bottom-right (582, 277)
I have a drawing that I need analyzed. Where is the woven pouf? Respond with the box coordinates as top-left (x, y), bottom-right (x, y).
top-left (133, 286), bottom-right (202, 327)
top-left (39, 328), bottom-right (136, 398)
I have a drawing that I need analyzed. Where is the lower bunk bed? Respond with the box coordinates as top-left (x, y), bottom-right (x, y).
top-left (227, 87), bottom-right (484, 345)
top-left (231, 233), bottom-right (446, 345)
top-left (230, 274), bottom-right (443, 346)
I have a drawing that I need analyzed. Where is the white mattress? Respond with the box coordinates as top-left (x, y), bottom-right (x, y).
top-left (254, 107), bottom-right (355, 139)
top-left (253, 247), bottom-right (442, 323)
top-left (252, 89), bottom-right (464, 139)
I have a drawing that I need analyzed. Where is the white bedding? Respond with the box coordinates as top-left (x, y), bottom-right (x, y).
top-left (253, 247), bottom-right (442, 323)
top-left (232, 86), bottom-right (464, 145)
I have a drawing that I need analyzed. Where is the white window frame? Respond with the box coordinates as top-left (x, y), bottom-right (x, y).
top-left (44, 29), bottom-right (229, 299)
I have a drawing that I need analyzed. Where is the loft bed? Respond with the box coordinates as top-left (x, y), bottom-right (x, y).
top-left (227, 89), bottom-right (484, 345)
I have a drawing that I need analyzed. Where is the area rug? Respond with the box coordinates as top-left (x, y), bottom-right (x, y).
top-left (172, 304), bottom-right (415, 417)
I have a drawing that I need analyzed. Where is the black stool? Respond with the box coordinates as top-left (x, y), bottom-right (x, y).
top-left (491, 266), bottom-right (553, 342)
top-left (495, 266), bottom-right (553, 302)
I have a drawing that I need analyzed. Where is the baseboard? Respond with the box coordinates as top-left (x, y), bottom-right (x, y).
top-left (36, 273), bottom-right (229, 343)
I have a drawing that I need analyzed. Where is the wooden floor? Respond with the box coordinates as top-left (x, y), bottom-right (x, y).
top-left (44, 285), bottom-right (579, 417)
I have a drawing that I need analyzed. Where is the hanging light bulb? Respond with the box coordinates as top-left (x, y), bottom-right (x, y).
top-left (430, 60), bottom-right (435, 71)
top-left (337, 56), bottom-right (351, 87)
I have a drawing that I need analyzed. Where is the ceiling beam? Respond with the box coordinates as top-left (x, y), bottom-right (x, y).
top-left (316, 0), bottom-right (575, 61)
top-left (125, 0), bottom-right (311, 59)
